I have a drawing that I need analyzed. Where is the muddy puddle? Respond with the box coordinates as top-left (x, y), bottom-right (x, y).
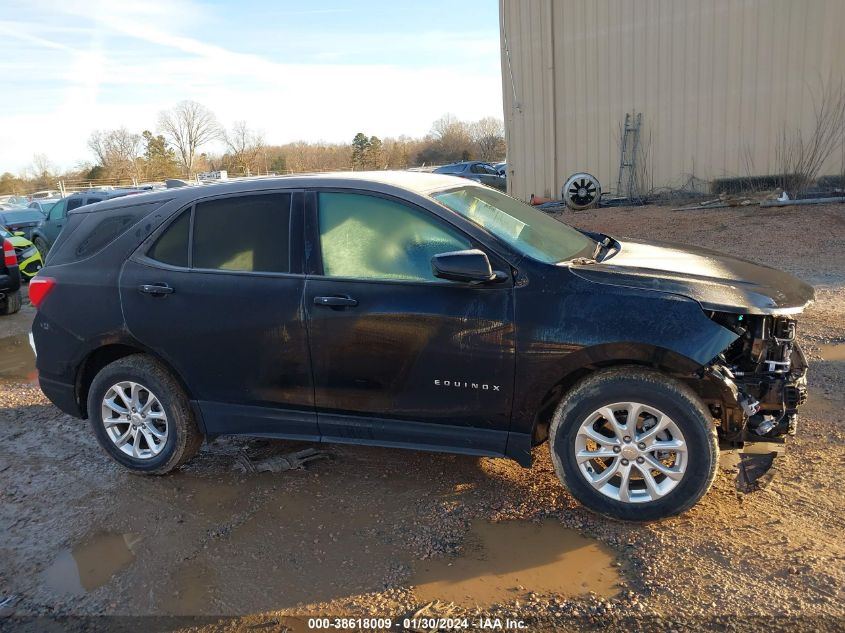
top-left (0, 333), bottom-right (36, 383)
top-left (43, 532), bottom-right (142, 595)
top-left (412, 519), bottom-right (621, 608)
top-left (819, 343), bottom-right (845, 361)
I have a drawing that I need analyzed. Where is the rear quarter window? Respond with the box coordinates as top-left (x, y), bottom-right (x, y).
top-left (46, 200), bottom-right (167, 265)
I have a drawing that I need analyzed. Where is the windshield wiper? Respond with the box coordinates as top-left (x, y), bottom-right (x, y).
top-left (592, 235), bottom-right (612, 261)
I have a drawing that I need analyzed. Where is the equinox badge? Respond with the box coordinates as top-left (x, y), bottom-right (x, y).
top-left (434, 379), bottom-right (501, 391)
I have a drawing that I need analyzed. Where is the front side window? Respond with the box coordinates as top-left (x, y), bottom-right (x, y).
top-left (48, 199), bottom-right (67, 221)
top-left (318, 192), bottom-right (471, 281)
top-left (193, 193), bottom-right (291, 273)
top-left (432, 186), bottom-right (595, 264)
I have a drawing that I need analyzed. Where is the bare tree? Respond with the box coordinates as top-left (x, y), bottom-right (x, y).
top-left (224, 121), bottom-right (265, 176)
top-left (775, 77), bottom-right (845, 197)
top-left (157, 101), bottom-right (221, 176)
top-left (87, 128), bottom-right (143, 181)
top-left (30, 154), bottom-right (54, 189)
top-left (422, 113), bottom-right (474, 163)
top-left (470, 117), bottom-right (505, 161)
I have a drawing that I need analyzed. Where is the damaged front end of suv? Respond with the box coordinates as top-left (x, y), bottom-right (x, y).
top-left (705, 313), bottom-right (808, 443)
top-left (571, 236), bottom-right (815, 449)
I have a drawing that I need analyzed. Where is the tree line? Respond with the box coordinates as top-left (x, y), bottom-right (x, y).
top-left (0, 101), bottom-right (505, 194)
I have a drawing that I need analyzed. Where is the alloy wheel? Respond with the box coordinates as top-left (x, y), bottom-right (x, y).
top-left (101, 381), bottom-right (168, 459)
top-left (574, 401), bottom-right (687, 503)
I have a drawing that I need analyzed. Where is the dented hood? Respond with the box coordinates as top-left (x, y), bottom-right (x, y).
top-left (569, 237), bottom-right (815, 315)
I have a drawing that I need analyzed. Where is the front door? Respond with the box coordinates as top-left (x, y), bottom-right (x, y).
top-left (120, 190), bottom-right (317, 440)
top-left (44, 198), bottom-right (68, 245)
top-left (304, 191), bottom-right (515, 455)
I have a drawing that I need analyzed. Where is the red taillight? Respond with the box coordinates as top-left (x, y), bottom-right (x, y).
top-left (29, 277), bottom-right (55, 308)
top-left (3, 239), bottom-right (15, 267)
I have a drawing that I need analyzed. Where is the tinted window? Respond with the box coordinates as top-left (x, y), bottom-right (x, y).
top-left (86, 197), bottom-right (103, 205)
top-left (192, 193), bottom-right (291, 273)
top-left (67, 198), bottom-right (84, 211)
top-left (470, 164), bottom-right (486, 174)
top-left (148, 211), bottom-right (189, 267)
top-left (46, 200), bottom-right (167, 266)
top-left (48, 199), bottom-right (66, 220)
top-left (318, 192), bottom-right (471, 281)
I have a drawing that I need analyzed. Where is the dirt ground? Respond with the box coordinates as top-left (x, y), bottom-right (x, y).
top-left (1, 203), bottom-right (844, 632)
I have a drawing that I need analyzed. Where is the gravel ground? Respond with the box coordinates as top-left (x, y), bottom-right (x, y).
top-left (1, 202), bottom-right (844, 632)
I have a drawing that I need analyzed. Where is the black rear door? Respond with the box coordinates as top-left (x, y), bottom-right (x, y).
top-left (119, 190), bottom-right (317, 439)
top-left (303, 190), bottom-right (515, 456)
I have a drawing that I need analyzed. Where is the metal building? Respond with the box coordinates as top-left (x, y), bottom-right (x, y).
top-left (499, 0), bottom-right (845, 201)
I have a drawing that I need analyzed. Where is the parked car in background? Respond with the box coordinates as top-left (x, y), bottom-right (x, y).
top-left (31, 188), bottom-right (144, 257)
top-left (0, 195), bottom-right (30, 207)
top-left (0, 208), bottom-right (44, 240)
top-left (0, 235), bottom-right (21, 315)
top-left (30, 190), bottom-right (62, 200)
top-left (29, 172), bottom-right (812, 520)
top-left (0, 225), bottom-right (42, 280)
top-left (29, 198), bottom-right (62, 217)
top-left (433, 161), bottom-right (506, 191)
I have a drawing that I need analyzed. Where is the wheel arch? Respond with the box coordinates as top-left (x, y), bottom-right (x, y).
top-left (75, 342), bottom-right (204, 434)
top-left (528, 343), bottom-right (704, 446)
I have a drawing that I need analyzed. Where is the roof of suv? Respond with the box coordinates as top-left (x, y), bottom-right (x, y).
top-left (70, 172), bottom-right (478, 214)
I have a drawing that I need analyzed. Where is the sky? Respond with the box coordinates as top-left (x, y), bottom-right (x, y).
top-left (0, 0), bottom-right (503, 174)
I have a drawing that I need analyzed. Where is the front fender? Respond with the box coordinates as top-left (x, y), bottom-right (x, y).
top-left (510, 276), bottom-right (739, 441)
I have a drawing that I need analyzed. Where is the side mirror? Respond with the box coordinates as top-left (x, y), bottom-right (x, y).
top-left (431, 249), bottom-right (502, 283)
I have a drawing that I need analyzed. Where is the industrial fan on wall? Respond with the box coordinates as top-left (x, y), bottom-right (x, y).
top-left (562, 173), bottom-right (601, 210)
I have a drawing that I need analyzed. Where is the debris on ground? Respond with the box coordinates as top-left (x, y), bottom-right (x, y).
top-left (234, 448), bottom-right (330, 473)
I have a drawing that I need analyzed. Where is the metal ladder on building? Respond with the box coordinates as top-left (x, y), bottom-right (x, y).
top-left (616, 112), bottom-right (642, 200)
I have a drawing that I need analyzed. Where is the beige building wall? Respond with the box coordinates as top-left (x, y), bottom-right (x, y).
top-left (500, 0), bottom-right (845, 201)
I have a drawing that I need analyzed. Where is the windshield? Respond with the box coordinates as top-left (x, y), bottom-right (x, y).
top-left (431, 186), bottom-right (595, 263)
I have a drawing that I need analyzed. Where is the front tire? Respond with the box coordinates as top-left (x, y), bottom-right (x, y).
top-left (87, 355), bottom-right (202, 474)
top-left (549, 367), bottom-right (718, 521)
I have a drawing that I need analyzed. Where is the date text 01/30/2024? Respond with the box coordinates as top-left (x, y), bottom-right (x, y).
top-left (306, 617), bottom-right (528, 629)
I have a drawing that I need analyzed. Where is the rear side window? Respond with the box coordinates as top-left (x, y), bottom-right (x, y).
top-left (67, 198), bottom-right (84, 212)
top-left (192, 194), bottom-right (291, 273)
top-left (148, 211), bottom-right (189, 267)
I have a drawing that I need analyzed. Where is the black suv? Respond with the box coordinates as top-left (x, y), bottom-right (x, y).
top-left (30, 189), bottom-right (143, 257)
top-left (30, 173), bottom-right (813, 520)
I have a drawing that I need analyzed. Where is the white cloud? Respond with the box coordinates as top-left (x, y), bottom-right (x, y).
top-left (0, 0), bottom-right (503, 173)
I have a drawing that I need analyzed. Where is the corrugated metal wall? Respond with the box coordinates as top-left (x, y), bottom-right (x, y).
top-left (500, 0), bottom-right (845, 201)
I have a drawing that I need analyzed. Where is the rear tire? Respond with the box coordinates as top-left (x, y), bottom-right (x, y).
top-left (549, 366), bottom-right (718, 521)
top-left (0, 290), bottom-right (22, 315)
top-left (87, 355), bottom-right (202, 474)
